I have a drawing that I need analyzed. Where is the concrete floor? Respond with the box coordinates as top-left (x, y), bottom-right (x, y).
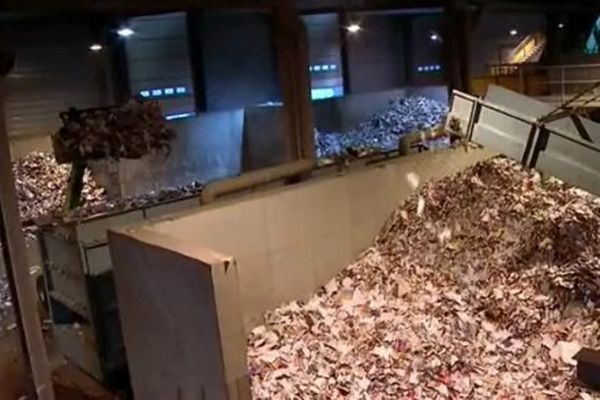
top-left (0, 304), bottom-right (118, 399)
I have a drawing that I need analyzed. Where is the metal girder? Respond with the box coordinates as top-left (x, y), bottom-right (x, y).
top-left (0, 0), bottom-right (278, 15)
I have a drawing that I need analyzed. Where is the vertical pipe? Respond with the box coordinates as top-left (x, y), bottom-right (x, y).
top-left (443, 0), bottom-right (471, 95)
top-left (273, 1), bottom-right (314, 162)
top-left (0, 51), bottom-right (54, 400)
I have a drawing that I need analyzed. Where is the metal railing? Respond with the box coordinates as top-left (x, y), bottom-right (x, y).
top-left (449, 89), bottom-right (600, 196)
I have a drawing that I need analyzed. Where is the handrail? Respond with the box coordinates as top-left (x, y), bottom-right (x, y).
top-left (451, 89), bottom-right (600, 155)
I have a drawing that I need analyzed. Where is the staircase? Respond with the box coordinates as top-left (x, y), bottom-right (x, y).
top-left (510, 32), bottom-right (546, 64)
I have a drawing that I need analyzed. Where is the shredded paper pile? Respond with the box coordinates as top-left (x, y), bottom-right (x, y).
top-left (249, 157), bottom-right (600, 399)
top-left (315, 96), bottom-right (448, 159)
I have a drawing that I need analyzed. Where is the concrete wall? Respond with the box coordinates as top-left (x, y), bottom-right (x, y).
top-left (109, 230), bottom-right (248, 400)
top-left (139, 147), bottom-right (495, 331)
top-left (197, 11), bottom-right (281, 111)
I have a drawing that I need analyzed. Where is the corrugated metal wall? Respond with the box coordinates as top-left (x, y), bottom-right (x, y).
top-left (302, 14), bottom-right (344, 98)
top-left (126, 12), bottom-right (195, 116)
top-left (4, 18), bottom-right (109, 140)
top-left (198, 11), bottom-right (281, 111)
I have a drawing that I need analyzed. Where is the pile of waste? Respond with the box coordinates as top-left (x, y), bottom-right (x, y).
top-left (13, 152), bottom-right (203, 231)
top-left (53, 99), bottom-right (175, 163)
top-left (248, 157), bottom-right (600, 399)
top-left (13, 152), bottom-right (107, 225)
top-left (315, 96), bottom-right (448, 159)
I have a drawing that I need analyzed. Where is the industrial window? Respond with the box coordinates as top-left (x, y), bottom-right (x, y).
top-left (124, 12), bottom-right (196, 119)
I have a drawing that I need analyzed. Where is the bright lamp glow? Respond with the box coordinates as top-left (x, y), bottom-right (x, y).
top-left (117, 27), bottom-right (135, 37)
top-left (430, 33), bottom-right (440, 42)
top-left (558, 23), bottom-right (565, 29)
top-left (346, 24), bottom-right (362, 34)
top-left (509, 29), bottom-right (518, 36)
top-left (89, 43), bottom-right (103, 51)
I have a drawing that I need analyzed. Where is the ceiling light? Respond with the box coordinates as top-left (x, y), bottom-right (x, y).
top-left (117, 27), bottom-right (135, 37)
top-left (346, 24), bottom-right (362, 34)
top-left (430, 33), bottom-right (440, 42)
top-left (89, 43), bottom-right (103, 52)
top-left (558, 23), bottom-right (565, 29)
top-left (509, 29), bottom-right (518, 36)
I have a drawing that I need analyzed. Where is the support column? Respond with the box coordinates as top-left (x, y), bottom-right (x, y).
top-left (273, 0), bottom-right (315, 161)
top-left (0, 50), bottom-right (54, 400)
top-left (443, 0), bottom-right (472, 95)
top-left (338, 11), bottom-right (352, 95)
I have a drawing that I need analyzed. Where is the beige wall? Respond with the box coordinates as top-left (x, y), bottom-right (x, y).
top-left (141, 148), bottom-right (497, 331)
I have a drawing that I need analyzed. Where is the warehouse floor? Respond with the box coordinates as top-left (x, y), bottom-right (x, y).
top-left (0, 327), bottom-right (119, 399)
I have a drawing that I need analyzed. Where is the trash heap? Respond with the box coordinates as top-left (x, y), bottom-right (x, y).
top-left (315, 96), bottom-right (448, 159)
top-left (12, 152), bottom-right (204, 230)
top-left (52, 99), bottom-right (175, 163)
top-left (248, 157), bottom-right (600, 399)
top-left (13, 152), bottom-right (106, 225)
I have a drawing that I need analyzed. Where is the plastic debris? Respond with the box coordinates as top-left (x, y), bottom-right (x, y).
top-left (248, 157), bottom-right (600, 399)
top-left (315, 96), bottom-right (448, 159)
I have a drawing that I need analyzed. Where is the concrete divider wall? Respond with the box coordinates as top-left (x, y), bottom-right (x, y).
top-left (125, 147), bottom-right (495, 332)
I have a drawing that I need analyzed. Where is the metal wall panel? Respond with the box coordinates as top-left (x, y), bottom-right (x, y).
top-left (126, 12), bottom-right (195, 115)
top-left (4, 19), bottom-right (109, 139)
